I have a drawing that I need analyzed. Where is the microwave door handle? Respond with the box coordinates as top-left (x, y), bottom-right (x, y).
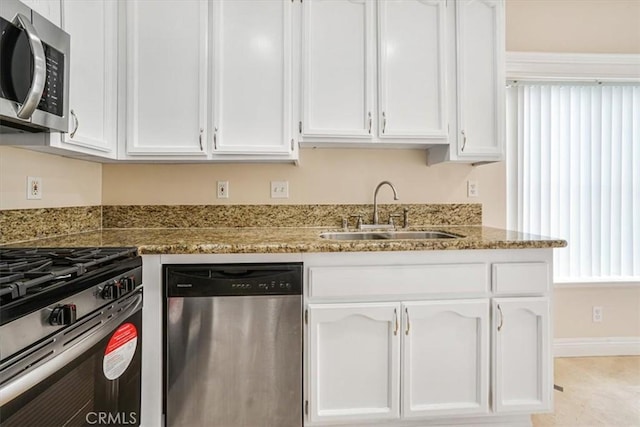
top-left (13, 13), bottom-right (46, 120)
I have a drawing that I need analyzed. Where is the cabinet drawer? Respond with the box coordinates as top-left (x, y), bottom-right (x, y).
top-left (492, 263), bottom-right (550, 294)
top-left (308, 264), bottom-right (488, 299)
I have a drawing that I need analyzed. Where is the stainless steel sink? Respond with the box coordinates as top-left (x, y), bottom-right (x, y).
top-left (320, 231), bottom-right (462, 240)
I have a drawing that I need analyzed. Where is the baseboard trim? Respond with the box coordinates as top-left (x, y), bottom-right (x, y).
top-left (554, 337), bottom-right (640, 357)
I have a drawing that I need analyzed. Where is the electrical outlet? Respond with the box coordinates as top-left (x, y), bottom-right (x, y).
top-left (217, 181), bottom-right (229, 199)
top-left (592, 306), bottom-right (603, 323)
top-left (271, 181), bottom-right (289, 199)
top-left (27, 176), bottom-right (42, 200)
top-left (467, 180), bottom-right (479, 197)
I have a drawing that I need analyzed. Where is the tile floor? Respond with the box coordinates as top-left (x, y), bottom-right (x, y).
top-left (532, 356), bottom-right (640, 426)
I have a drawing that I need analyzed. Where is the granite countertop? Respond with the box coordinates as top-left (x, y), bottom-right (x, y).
top-left (1, 226), bottom-right (567, 254)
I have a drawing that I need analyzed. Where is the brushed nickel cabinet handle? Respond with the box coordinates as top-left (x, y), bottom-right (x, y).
top-left (213, 127), bottom-right (218, 150)
top-left (393, 308), bottom-right (398, 336)
top-left (461, 130), bottom-right (467, 152)
top-left (405, 307), bottom-right (410, 335)
top-left (70, 110), bottom-right (79, 138)
top-left (198, 128), bottom-right (204, 151)
top-left (382, 112), bottom-right (387, 134)
top-left (368, 112), bottom-right (372, 134)
top-left (497, 304), bottom-right (504, 331)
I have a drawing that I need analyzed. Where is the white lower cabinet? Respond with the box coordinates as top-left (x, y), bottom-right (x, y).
top-left (307, 299), bottom-right (490, 424)
top-left (304, 250), bottom-right (553, 426)
top-left (402, 300), bottom-right (489, 418)
top-left (307, 303), bottom-right (401, 424)
top-left (493, 297), bottom-right (552, 413)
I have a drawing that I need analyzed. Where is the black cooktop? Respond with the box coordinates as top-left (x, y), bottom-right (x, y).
top-left (0, 247), bottom-right (139, 302)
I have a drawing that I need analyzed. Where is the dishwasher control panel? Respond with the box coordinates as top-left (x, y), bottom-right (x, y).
top-left (164, 263), bottom-right (302, 297)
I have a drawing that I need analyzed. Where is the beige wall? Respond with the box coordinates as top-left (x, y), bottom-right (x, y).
top-left (506, 0), bottom-right (640, 54)
top-left (103, 149), bottom-right (506, 227)
top-left (0, 147), bottom-right (102, 210)
top-left (555, 286), bottom-right (640, 338)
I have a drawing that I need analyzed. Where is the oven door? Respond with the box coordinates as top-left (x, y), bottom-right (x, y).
top-left (0, 290), bottom-right (142, 427)
top-left (0, 0), bottom-right (69, 134)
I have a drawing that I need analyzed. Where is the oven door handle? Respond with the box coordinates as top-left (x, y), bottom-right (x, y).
top-left (0, 293), bottom-right (142, 406)
top-left (12, 13), bottom-right (46, 120)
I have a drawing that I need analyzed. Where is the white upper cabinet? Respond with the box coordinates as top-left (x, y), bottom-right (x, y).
top-left (125, 0), bottom-right (208, 156)
top-left (307, 303), bottom-right (400, 424)
top-left (456, 0), bottom-right (504, 158)
top-left (21, 0), bottom-right (61, 25)
top-left (402, 300), bottom-right (489, 418)
top-left (211, 0), bottom-right (293, 155)
top-left (301, 0), bottom-right (449, 144)
top-left (301, 0), bottom-right (375, 138)
top-left (378, 0), bottom-right (447, 139)
top-left (57, 0), bottom-right (117, 158)
top-left (493, 297), bottom-right (552, 413)
top-left (428, 0), bottom-right (505, 164)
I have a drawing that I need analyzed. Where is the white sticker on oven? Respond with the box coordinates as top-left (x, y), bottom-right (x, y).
top-left (103, 323), bottom-right (138, 380)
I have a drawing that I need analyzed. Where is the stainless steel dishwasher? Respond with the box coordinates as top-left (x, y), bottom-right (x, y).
top-left (163, 263), bottom-right (302, 427)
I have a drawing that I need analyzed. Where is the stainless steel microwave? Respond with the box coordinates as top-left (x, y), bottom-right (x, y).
top-left (0, 0), bottom-right (70, 135)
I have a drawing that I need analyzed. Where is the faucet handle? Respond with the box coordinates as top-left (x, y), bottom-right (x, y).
top-left (349, 215), bottom-right (364, 230)
top-left (388, 213), bottom-right (402, 227)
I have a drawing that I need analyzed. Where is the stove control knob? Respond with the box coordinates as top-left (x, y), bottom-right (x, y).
top-left (101, 281), bottom-right (121, 300)
top-left (120, 276), bottom-right (136, 292)
top-left (49, 304), bottom-right (77, 326)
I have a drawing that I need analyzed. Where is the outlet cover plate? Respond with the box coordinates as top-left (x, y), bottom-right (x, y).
top-left (467, 180), bottom-right (479, 197)
top-left (217, 181), bottom-right (229, 199)
top-left (27, 176), bottom-right (42, 200)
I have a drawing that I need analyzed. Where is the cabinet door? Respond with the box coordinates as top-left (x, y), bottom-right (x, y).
top-left (301, 0), bottom-right (375, 138)
top-left (402, 300), bottom-right (489, 418)
top-left (211, 0), bottom-right (292, 155)
top-left (21, 0), bottom-right (61, 25)
top-left (125, 0), bottom-right (207, 156)
top-left (307, 303), bottom-right (400, 424)
top-left (493, 297), bottom-right (552, 413)
top-left (378, 0), bottom-right (447, 139)
top-left (455, 0), bottom-right (504, 159)
top-left (59, 0), bottom-right (117, 157)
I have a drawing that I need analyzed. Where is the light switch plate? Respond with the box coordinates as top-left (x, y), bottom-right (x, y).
top-left (271, 181), bottom-right (289, 199)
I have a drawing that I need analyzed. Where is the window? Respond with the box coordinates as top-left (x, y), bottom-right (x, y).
top-left (507, 83), bottom-right (639, 282)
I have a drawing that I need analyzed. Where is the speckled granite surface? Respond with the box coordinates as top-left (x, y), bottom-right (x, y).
top-left (102, 204), bottom-right (482, 228)
top-left (0, 206), bottom-right (101, 244)
top-left (0, 204), bottom-right (566, 253)
top-left (1, 226), bottom-right (567, 254)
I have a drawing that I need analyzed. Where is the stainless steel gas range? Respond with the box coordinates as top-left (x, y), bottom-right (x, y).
top-left (0, 247), bottom-right (143, 427)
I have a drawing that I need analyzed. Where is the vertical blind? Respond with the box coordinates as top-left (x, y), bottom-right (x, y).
top-left (508, 83), bottom-right (639, 281)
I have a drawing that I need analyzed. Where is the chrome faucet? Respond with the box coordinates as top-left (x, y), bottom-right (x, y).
top-left (372, 181), bottom-right (399, 225)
